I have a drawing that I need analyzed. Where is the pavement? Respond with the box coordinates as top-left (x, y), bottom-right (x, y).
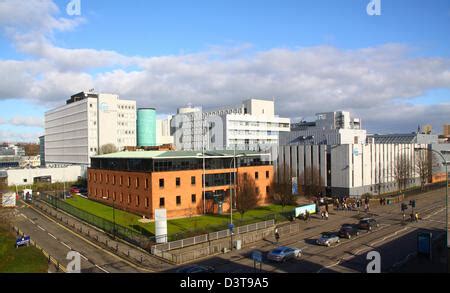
top-left (166, 188), bottom-right (448, 273)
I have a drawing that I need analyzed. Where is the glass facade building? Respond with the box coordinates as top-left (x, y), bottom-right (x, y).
top-left (137, 108), bottom-right (157, 147)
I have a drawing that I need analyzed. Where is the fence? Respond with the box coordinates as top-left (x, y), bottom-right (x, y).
top-left (37, 193), bottom-right (157, 252)
top-left (152, 219), bottom-right (275, 253)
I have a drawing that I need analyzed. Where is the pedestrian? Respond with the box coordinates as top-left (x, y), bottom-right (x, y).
top-left (274, 228), bottom-right (280, 243)
top-left (305, 210), bottom-right (310, 222)
top-left (321, 211), bottom-right (324, 219)
top-left (402, 212), bottom-right (406, 221)
top-left (415, 212), bottom-right (419, 222)
top-left (379, 198), bottom-right (383, 206)
top-left (325, 211), bottom-right (329, 220)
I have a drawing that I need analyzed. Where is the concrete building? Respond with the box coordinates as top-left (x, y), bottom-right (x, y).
top-left (172, 99), bottom-right (290, 151)
top-left (368, 133), bottom-right (439, 144)
top-left (88, 150), bottom-right (273, 219)
top-left (280, 111), bottom-right (366, 146)
top-left (156, 116), bottom-right (174, 146)
top-left (443, 124), bottom-right (450, 138)
top-left (0, 156), bottom-right (20, 168)
top-left (39, 136), bottom-right (45, 166)
top-left (277, 143), bottom-right (429, 197)
top-left (45, 92), bottom-right (137, 171)
top-left (0, 165), bottom-right (82, 186)
top-left (137, 108), bottom-right (157, 147)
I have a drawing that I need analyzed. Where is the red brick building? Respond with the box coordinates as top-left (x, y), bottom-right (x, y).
top-left (87, 150), bottom-right (273, 219)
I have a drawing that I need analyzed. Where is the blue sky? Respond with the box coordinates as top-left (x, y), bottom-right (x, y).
top-left (0, 0), bottom-right (449, 141)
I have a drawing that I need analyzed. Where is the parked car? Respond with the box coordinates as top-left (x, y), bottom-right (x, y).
top-left (267, 246), bottom-right (302, 262)
top-left (70, 187), bottom-right (80, 194)
top-left (358, 218), bottom-right (379, 231)
top-left (176, 265), bottom-right (215, 273)
top-left (338, 224), bottom-right (360, 239)
top-left (316, 232), bottom-right (340, 247)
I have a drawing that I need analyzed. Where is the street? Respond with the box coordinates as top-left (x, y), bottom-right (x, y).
top-left (169, 188), bottom-right (447, 273)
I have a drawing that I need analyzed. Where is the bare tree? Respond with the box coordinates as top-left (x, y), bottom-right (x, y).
top-left (98, 144), bottom-right (118, 155)
top-left (394, 153), bottom-right (412, 192)
top-left (301, 166), bottom-right (325, 197)
top-left (268, 168), bottom-right (297, 211)
top-left (415, 150), bottom-right (438, 190)
top-left (235, 173), bottom-right (259, 220)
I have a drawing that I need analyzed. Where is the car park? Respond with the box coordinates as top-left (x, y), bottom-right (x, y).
top-left (338, 224), bottom-right (360, 239)
top-left (316, 232), bottom-right (340, 247)
top-left (267, 246), bottom-right (302, 262)
top-left (176, 264), bottom-right (215, 273)
top-left (358, 218), bottom-right (379, 231)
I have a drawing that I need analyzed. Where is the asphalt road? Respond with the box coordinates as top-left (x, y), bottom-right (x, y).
top-left (174, 188), bottom-right (447, 273)
top-left (14, 203), bottom-right (143, 273)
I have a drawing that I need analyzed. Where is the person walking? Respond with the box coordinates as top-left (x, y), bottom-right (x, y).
top-left (274, 228), bottom-right (280, 244)
top-left (325, 211), bottom-right (329, 220)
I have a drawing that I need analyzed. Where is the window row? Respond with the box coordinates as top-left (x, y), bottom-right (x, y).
top-left (90, 173), bottom-right (150, 189)
top-left (159, 194), bottom-right (197, 208)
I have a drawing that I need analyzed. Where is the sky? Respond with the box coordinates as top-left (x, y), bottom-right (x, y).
top-left (0, 0), bottom-right (449, 142)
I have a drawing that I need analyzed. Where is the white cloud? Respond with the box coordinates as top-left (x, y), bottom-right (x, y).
top-left (0, 0), bottom-right (449, 134)
top-left (0, 130), bottom-right (42, 143)
top-left (8, 116), bottom-right (44, 128)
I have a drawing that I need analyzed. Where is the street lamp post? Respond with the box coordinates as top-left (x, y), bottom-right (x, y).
top-left (415, 147), bottom-right (448, 247)
top-left (112, 197), bottom-right (116, 240)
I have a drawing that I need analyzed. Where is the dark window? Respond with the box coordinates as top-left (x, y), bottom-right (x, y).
top-left (145, 178), bottom-right (149, 189)
top-left (176, 177), bottom-right (181, 187)
top-left (266, 186), bottom-right (269, 194)
top-left (191, 176), bottom-right (196, 185)
top-left (159, 197), bottom-right (165, 207)
top-left (176, 196), bottom-right (181, 206)
top-left (159, 178), bottom-right (164, 188)
top-left (266, 171), bottom-right (270, 178)
top-left (191, 194), bottom-right (196, 203)
top-left (256, 187), bottom-right (260, 195)
top-left (255, 172), bottom-right (259, 180)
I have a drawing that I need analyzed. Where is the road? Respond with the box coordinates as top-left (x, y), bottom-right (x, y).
top-left (173, 188), bottom-right (447, 273)
top-left (13, 202), bottom-right (144, 273)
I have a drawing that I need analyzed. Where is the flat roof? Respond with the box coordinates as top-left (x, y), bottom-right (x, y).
top-left (94, 150), bottom-right (270, 160)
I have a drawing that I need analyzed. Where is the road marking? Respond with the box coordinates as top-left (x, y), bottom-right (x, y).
top-left (29, 219), bottom-right (35, 224)
top-left (80, 254), bottom-right (88, 261)
top-left (48, 233), bottom-right (57, 240)
top-left (370, 227), bottom-right (409, 246)
top-left (21, 214), bottom-right (28, 219)
top-left (37, 225), bottom-right (45, 231)
top-left (95, 264), bottom-right (110, 273)
top-left (61, 242), bottom-right (71, 250)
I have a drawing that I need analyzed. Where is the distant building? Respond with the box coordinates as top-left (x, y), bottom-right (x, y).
top-left (88, 150), bottom-right (273, 219)
top-left (172, 99), bottom-right (290, 151)
top-left (0, 165), bottom-right (82, 186)
top-left (280, 111), bottom-right (366, 145)
top-left (443, 124), bottom-right (450, 138)
top-left (156, 116), bottom-right (174, 146)
top-left (0, 145), bottom-right (25, 156)
top-left (45, 91), bottom-right (137, 172)
top-left (368, 133), bottom-right (438, 144)
top-left (39, 136), bottom-right (45, 166)
top-left (137, 108), bottom-right (157, 147)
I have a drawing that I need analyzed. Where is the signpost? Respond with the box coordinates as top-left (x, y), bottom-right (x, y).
top-left (16, 236), bottom-right (30, 248)
top-left (251, 250), bottom-right (263, 272)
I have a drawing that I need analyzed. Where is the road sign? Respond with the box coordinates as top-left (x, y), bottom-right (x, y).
top-left (228, 223), bottom-right (234, 233)
top-left (16, 236), bottom-right (30, 248)
top-left (251, 250), bottom-right (263, 263)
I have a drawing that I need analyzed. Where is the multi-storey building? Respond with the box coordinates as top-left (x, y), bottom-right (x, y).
top-left (45, 92), bottom-right (137, 172)
top-left (172, 99), bottom-right (290, 151)
top-left (87, 150), bottom-right (273, 219)
top-left (156, 116), bottom-right (174, 146)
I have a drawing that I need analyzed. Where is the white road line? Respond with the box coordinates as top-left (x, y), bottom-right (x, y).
top-left (370, 227), bottom-right (409, 246)
top-left (29, 219), bottom-right (35, 224)
top-left (21, 214), bottom-right (28, 219)
top-left (37, 225), bottom-right (45, 231)
top-left (61, 242), bottom-right (71, 250)
top-left (95, 264), bottom-right (110, 273)
top-left (80, 254), bottom-right (88, 261)
top-left (48, 233), bottom-right (57, 240)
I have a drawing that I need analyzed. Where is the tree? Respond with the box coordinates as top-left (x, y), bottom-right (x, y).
top-left (301, 166), bottom-right (324, 197)
top-left (394, 153), bottom-right (412, 192)
top-left (235, 173), bottom-right (259, 220)
top-left (268, 168), bottom-right (297, 211)
top-left (415, 149), bottom-right (437, 190)
top-left (98, 144), bottom-right (118, 155)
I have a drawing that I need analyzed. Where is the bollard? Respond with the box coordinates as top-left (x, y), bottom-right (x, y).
top-left (116, 244), bottom-right (118, 251)
top-left (106, 240), bottom-right (108, 246)
top-left (127, 250), bottom-right (130, 257)
top-left (140, 256), bottom-right (143, 263)
top-left (88, 230), bottom-right (90, 237)
top-left (48, 255), bottom-right (51, 264)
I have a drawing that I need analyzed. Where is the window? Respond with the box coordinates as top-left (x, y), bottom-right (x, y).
top-left (120, 193), bottom-right (123, 203)
top-left (191, 176), bottom-right (196, 185)
top-left (159, 197), bottom-right (165, 207)
top-left (255, 172), bottom-right (259, 180)
top-left (159, 178), bottom-right (164, 188)
top-left (191, 194), bottom-right (196, 204)
top-left (135, 178), bottom-right (139, 188)
top-left (256, 187), bottom-right (260, 195)
top-left (127, 177), bottom-right (131, 187)
top-left (106, 174), bottom-right (109, 183)
top-left (354, 136), bottom-right (359, 144)
top-left (136, 196), bottom-right (140, 206)
top-left (176, 196), bottom-right (181, 206)
top-left (94, 173), bottom-right (97, 182)
top-left (266, 186), bottom-right (269, 194)
top-left (119, 176), bottom-right (123, 186)
top-left (113, 192), bottom-right (116, 201)
top-left (176, 177), bottom-right (181, 187)
top-left (145, 178), bottom-right (149, 189)
top-left (112, 176), bottom-right (116, 185)
top-left (145, 198), bottom-right (149, 208)
top-left (266, 171), bottom-right (270, 179)
top-left (127, 194), bottom-right (131, 204)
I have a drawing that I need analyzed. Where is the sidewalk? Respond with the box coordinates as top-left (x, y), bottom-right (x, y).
top-left (29, 199), bottom-right (173, 272)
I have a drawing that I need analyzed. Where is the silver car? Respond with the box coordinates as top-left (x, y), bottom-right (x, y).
top-left (267, 246), bottom-right (302, 262)
top-left (316, 232), bottom-right (340, 247)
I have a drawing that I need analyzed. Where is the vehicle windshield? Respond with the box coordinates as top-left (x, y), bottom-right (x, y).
top-left (322, 233), bottom-right (333, 238)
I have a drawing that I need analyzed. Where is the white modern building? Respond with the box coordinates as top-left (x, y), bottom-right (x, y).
top-left (156, 116), bottom-right (174, 145)
top-left (280, 111), bottom-right (366, 145)
top-left (0, 165), bottom-right (82, 187)
top-left (172, 99), bottom-right (290, 151)
top-left (45, 92), bottom-right (137, 171)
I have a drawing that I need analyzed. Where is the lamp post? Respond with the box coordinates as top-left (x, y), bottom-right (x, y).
top-left (414, 147), bottom-right (448, 247)
top-left (112, 197), bottom-right (116, 240)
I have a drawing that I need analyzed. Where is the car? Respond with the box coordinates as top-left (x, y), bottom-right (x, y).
top-left (338, 224), bottom-right (360, 239)
top-left (267, 246), bottom-right (302, 262)
top-left (358, 218), bottom-right (379, 231)
top-left (70, 187), bottom-right (80, 194)
top-left (316, 232), bottom-right (340, 247)
top-left (176, 265), bottom-right (215, 273)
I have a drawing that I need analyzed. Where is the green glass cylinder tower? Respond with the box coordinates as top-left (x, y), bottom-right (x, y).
top-left (137, 108), bottom-right (157, 147)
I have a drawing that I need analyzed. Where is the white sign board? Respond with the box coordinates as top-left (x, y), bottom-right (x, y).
top-left (1, 193), bottom-right (16, 207)
top-left (154, 209), bottom-right (168, 244)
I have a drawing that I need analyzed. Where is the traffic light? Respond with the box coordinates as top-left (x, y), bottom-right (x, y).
top-left (411, 200), bottom-right (416, 208)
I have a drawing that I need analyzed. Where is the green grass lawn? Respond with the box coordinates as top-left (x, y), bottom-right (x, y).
top-left (64, 196), bottom-right (295, 237)
top-left (0, 226), bottom-right (48, 273)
